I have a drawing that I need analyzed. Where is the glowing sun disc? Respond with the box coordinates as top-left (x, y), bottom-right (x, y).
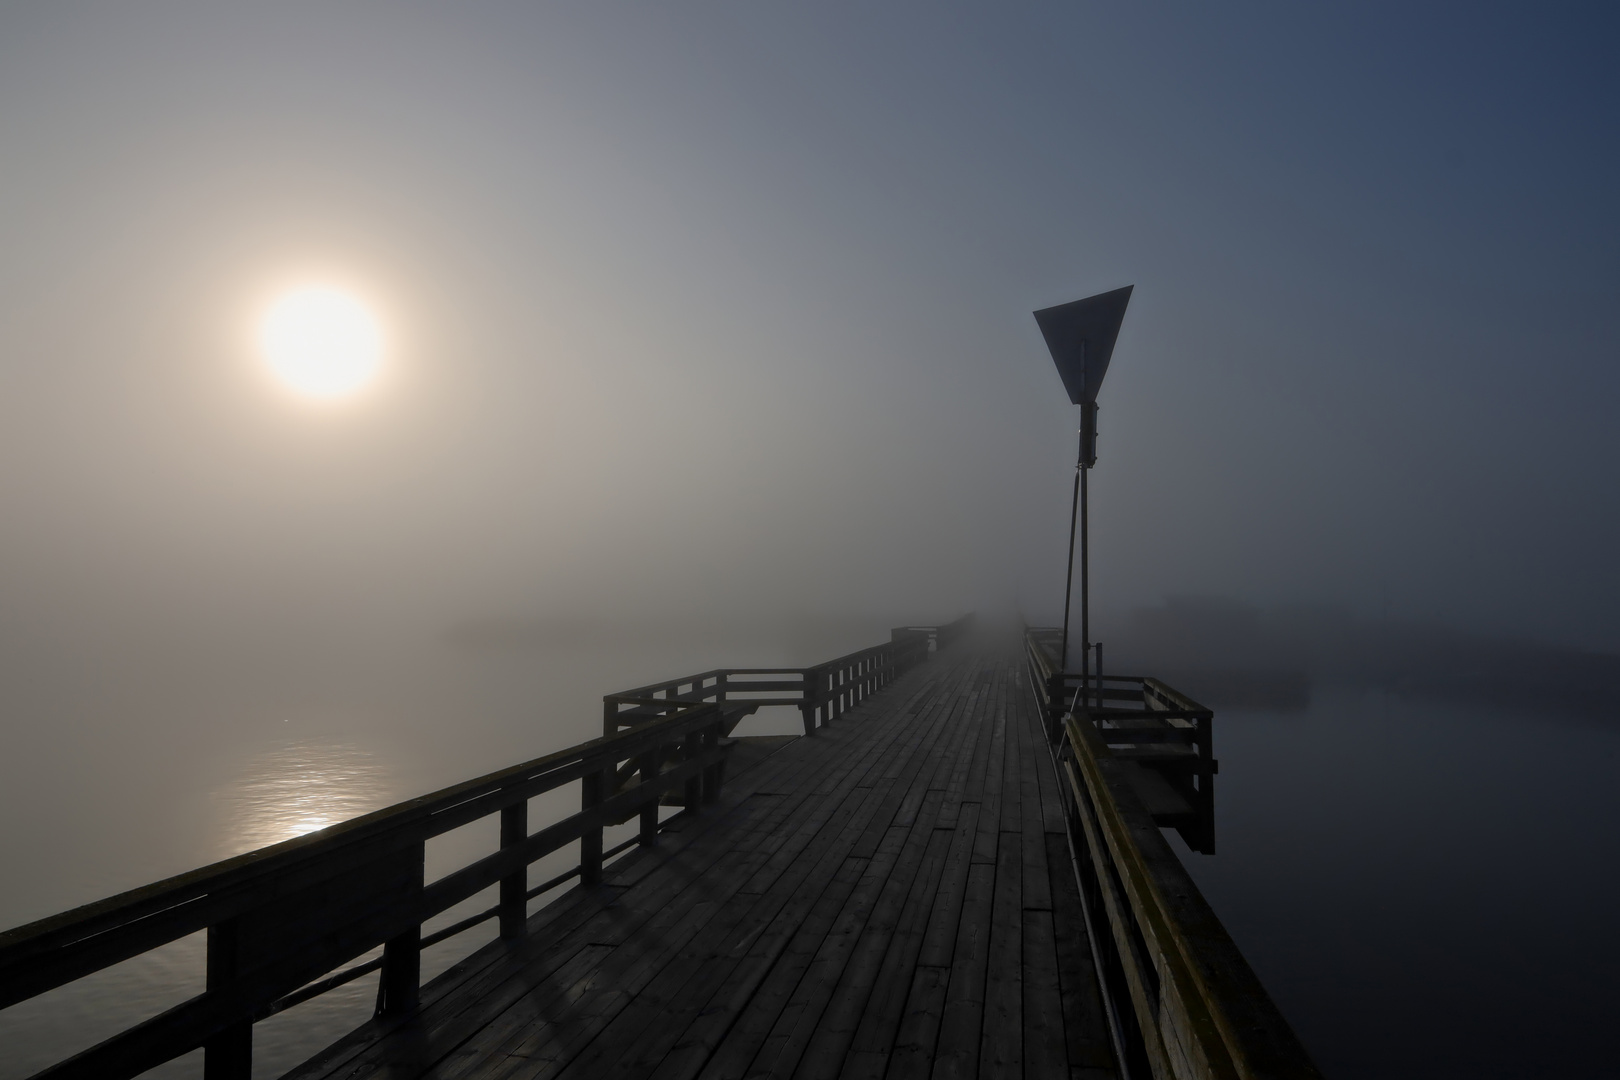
top-left (259, 287), bottom-right (383, 399)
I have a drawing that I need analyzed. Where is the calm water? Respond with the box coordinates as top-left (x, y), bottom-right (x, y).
top-left (3, 650), bottom-right (1616, 1077)
top-left (1170, 686), bottom-right (1620, 1079)
top-left (0, 737), bottom-right (405, 1080)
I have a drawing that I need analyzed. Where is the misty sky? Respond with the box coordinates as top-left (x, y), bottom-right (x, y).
top-left (0, 0), bottom-right (1616, 669)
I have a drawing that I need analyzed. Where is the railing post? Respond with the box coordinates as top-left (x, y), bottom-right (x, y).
top-left (701, 718), bottom-right (724, 805)
top-left (684, 729), bottom-right (705, 808)
top-left (581, 765), bottom-right (605, 886)
top-left (375, 842), bottom-right (424, 1017)
top-left (204, 919), bottom-right (251, 1080)
top-left (800, 667), bottom-right (820, 735)
top-left (638, 747), bottom-right (663, 846)
top-left (499, 799), bottom-right (528, 940)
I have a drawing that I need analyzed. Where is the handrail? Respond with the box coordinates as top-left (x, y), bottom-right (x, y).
top-left (1024, 627), bottom-right (1321, 1079)
top-left (0, 617), bottom-right (970, 1080)
top-left (602, 613), bottom-right (975, 738)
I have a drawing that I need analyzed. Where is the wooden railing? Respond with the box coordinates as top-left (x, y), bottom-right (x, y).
top-left (603, 614), bottom-right (975, 738)
top-left (1025, 628), bottom-right (1321, 1080)
top-left (0, 617), bottom-right (969, 1080)
top-left (1026, 626), bottom-right (1216, 854)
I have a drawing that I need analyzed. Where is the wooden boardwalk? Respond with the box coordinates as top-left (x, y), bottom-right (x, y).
top-left (287, 646), bottom-right (1118, 1080)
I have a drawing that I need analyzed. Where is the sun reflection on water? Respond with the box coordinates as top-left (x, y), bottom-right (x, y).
top-left (214, 739), bottom-right (395, 857)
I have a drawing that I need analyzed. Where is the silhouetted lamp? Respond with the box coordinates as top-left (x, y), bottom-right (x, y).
top-left (1033, 284), bottom-right (1133, 701)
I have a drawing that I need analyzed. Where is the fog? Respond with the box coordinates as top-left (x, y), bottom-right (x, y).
top-left (0, 4), bottom-right (1616, 1077)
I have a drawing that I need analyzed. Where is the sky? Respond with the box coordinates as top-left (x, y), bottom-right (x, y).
top-left (0, 0), bottom-right (1616, 671)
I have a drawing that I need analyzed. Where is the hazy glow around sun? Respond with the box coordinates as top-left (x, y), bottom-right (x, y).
top-left (258, 286), bottom-right (384, 400)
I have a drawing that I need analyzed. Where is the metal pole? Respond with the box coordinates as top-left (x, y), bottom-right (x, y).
top-left (1059, 341), bottom-right (1089, 684)
top-left (1080, 456), bottom-right (1090, 710)
top-left (1059, 422), bottom-right (1083, 673)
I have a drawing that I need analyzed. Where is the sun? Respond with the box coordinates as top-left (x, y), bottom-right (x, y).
top-left (258, 286), bottom-right (384, 400)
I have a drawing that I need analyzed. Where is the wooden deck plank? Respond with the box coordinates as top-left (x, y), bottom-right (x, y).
top-left (960, 670), bottom-right (998, 811)
top-left (878, 804), bottom-right (986, 1079)
top-left (971, 663), bottom-right (1009, 867)
top-left (881, 964), bottom-right (950, 1080)
top-left (1013, 682), bottom-right (1055, 915)
top-left (1022, 910), bottom-right (1067, 1080)
top-left (772, 786), bottom-right (952, 1079)
top-left (1046, 832), bottom-right (1117, 1075)
top-left (998, 664), bottom-right (1024, 841)
top-left (930, 861), bottom-right (995, 1080)
top-left (281, 644), bottom-right (1118, 1080)
top-left (978, 837), bottom-right (1023, 1078)
top-left (831, 824), bottom-right (954, 1080)
top-left (1023, 668), bottom-right (1071, 839)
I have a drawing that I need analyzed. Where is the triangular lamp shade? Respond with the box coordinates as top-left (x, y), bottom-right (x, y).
top-left (1032, 285), bottom-right (1133, 405)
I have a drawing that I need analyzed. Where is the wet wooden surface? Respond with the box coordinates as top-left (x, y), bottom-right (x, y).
top-left (286, 645), bottom-right (1118, 1080)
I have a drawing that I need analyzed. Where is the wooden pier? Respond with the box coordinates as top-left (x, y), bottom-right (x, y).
top-left (0, 621), bottom-right (1320, 1079)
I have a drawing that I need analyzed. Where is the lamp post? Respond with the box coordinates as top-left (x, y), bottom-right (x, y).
top-left (1033, 285), bottom-right (1133, 711)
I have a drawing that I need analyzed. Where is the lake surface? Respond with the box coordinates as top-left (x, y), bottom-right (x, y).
top-left (3, 645), bottom-right (1616, 1077)
top-left (1170, 686), bottom-right (1620, 1079)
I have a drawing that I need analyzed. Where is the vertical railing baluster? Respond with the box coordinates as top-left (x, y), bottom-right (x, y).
top-left (376, 842), bottom-right (424, 1016)
top-left (499, 798), bottom-right (528, 940)
top-left (684, 728), bottom-right (704, 808)
top-left (638, 746), bottom-right (663, 846)
top-left (800, 667), bottom-right (818, 735)
top-left (581, 763), bottom-right (606, 886)
top-left (701, 715), bottom-right (724, 804)
top-left (204, 919), bottom-right (251, 1080)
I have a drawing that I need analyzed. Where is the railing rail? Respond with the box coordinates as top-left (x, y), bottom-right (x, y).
top-left (0, 616), bottom-right (971, 1080)
top-left (1025, 628), bottom-right (1320, 1080)
top-left (603, 613), bottom-right (974, 738)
